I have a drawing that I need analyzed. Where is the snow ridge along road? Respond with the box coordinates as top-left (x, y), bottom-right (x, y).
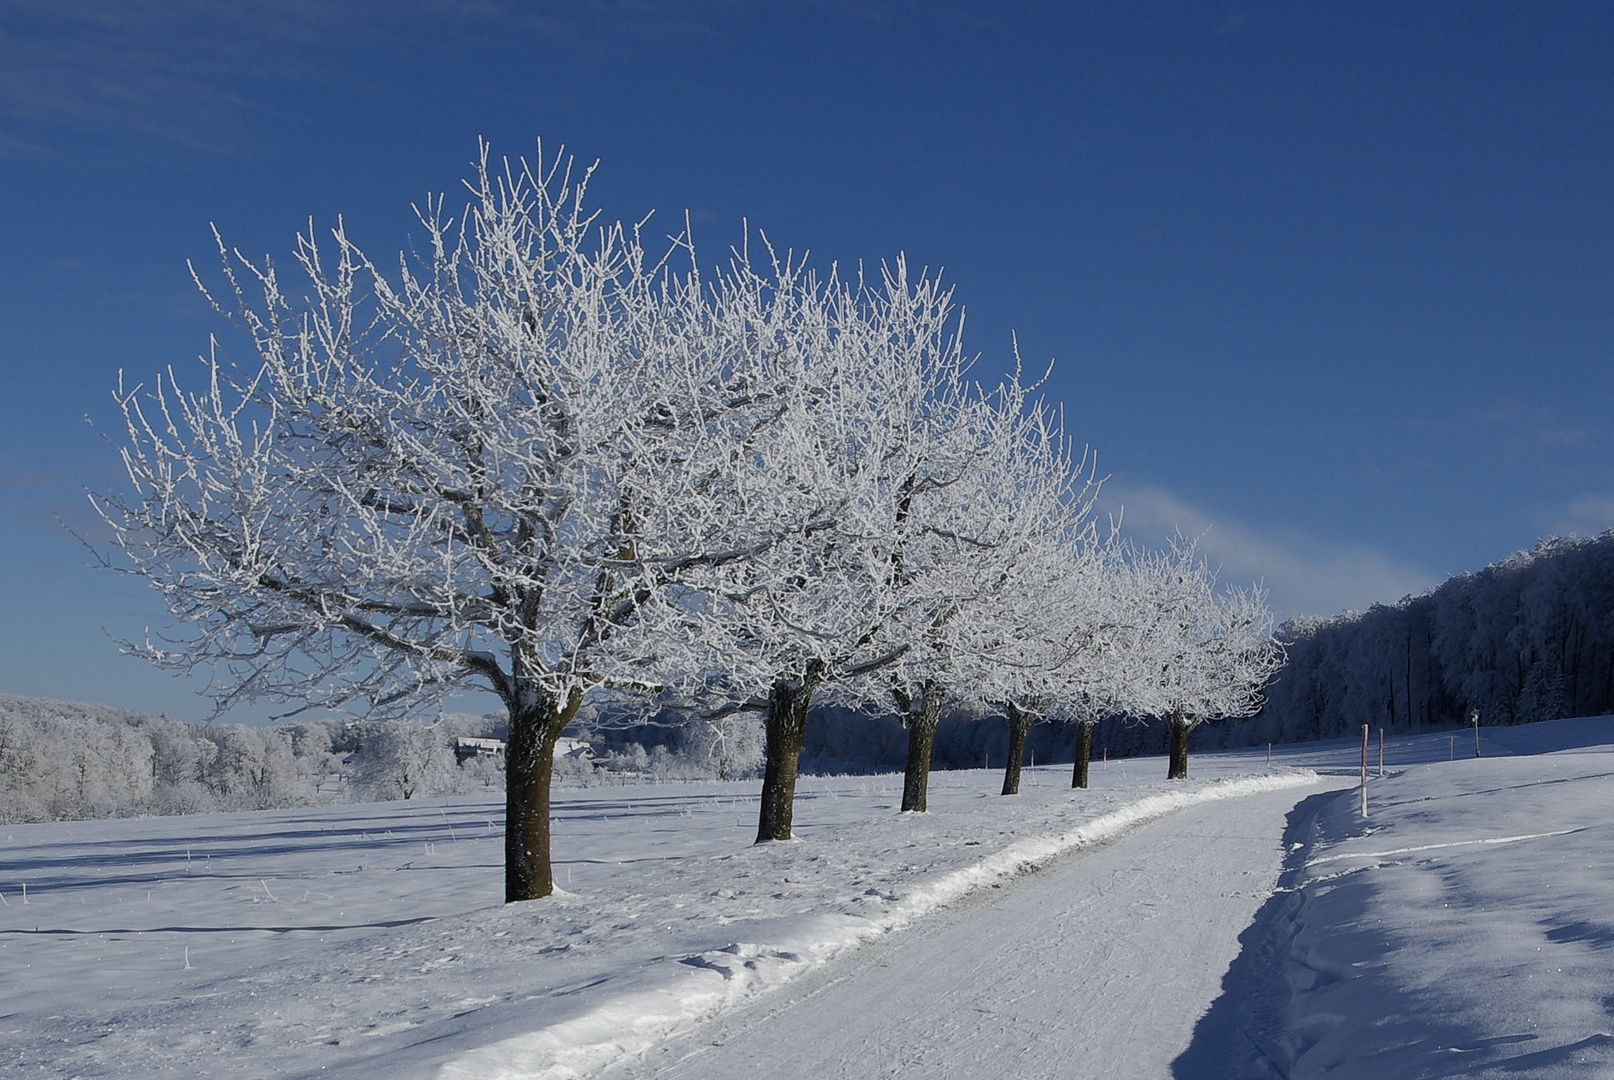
top-left (440, 771), bottom-right (1322, 1080)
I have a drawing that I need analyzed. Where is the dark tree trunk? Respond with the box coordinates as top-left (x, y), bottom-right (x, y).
top-left (1002, 702), bottom-right (1033, 795)
top-left (504, 686), bottom-right (583, 902)
top-left (756, 662), bottom-right (824, 843)
top-left (1072, 720), bottom-right (1095, 789)
top-left (1167, 712), bottom-right (1195, 780)
top-left (900, 683), bottom-right (945, 812)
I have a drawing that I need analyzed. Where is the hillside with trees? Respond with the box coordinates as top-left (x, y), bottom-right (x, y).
top-left (1199, 532), bottom-right (1614, 750)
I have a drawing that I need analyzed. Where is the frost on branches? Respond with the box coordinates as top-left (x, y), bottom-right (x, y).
top-left (93, 144), bottom-right (804, 900)
top-left (92, 139), bottom-right (1285, 902)
top-left (1125, 539), bottom-right (1286, 779)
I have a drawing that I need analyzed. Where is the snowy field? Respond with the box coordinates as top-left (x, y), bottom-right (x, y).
top-left (3, 719), bottom-right (1612, 1078)
top-left (1196, 717), bottom-right (1614, 1078)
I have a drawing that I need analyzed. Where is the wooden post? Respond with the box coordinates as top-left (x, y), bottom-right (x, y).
top-left (1266, 742), bottom-right (1271, 771)
top-left (1449, 735), bottom-right (1455, 761)
top-left (1473, 709), bottom-right (1481, 758)
top-left (1360, 724), bottom-right (1369, 817)
top-left (1378, 728), bottom-right (1384, 777)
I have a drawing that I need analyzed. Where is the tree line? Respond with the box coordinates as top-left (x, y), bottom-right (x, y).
top-left (1202, 533), bottom-right (1614, 749)
top-left (92, 141), bottom-right (1281, 901)
top-left (0, 695), bottom-right (516, 824)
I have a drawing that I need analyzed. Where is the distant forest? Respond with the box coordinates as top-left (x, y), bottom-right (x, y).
top-left (1172, 532), bottom-right (1614, 753)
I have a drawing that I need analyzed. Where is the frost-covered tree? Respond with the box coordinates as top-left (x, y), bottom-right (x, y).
top-left (206, 725), bottom-right (301, 810)
top-left (350, 720), bottom-right (457, 801)
top-left (686, 712), bottom-right (766, 780)
top-left (666, 251), bottom-right (978, 840)
top-left (1128, 539), bottom-right (1283, 779)
top-left (93, 143), bottom-right (782, 900)
top-left (876, 370), bottom-right (1103, 810)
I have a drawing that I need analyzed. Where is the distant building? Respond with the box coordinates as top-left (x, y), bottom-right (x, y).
top-left (454, 737), bottom-right (506, 765)
top-left (555, 737), bottom-right (594, 761)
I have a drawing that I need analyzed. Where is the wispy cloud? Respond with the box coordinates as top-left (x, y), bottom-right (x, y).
top-left (1101, 484), bottom-right (1440, 620)
top-left (1550, 492), bottom-right (1614, 538)
top-left (0, 0), bottom-right (1001, 163)
top-left (1463, 397), bottom-right (1596, 458)
top-left (0, 1), bottom-right (354, 159)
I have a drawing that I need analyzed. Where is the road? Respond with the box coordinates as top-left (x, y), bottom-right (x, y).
top-left (600, 780), bottom-right (1343, 1080)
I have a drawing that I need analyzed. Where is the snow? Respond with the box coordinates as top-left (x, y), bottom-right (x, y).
top-left (4, 717), bottom-right (1614, 1078)
top-left (1193, 716), bottom-right (1614, 1077)
top-left (598, 780), bottom-right (1335, 1080)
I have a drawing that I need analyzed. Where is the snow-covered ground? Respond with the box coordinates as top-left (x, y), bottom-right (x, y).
top-left (1192, 717), bottom-right (1614, 1078)
top-left (597, 779), bottom-right (1338, 1080)
top-left (3, 718), bottom-right (1612, 1078)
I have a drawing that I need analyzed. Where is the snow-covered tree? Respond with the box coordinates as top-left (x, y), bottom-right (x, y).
top-left (876, 369), bottom-right (1103, 809)
top-left (93, 142), bottom-right (778, 900)
top-left (666, 250), bottom-right (983, 839)
top-left (350, 720), bottom-right (458, 801)
top-left (1127, 539), bottom-right (1283, 779)
top-left (206, 725), bottom-right (301, 810)
top-left (686, 711), bottom-right (766, 780)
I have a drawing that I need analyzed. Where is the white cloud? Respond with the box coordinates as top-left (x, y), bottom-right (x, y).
top-left (1099, 484), bottom-right (1440, 621)
top-left (1549, 493), bottom-right (1614, 538)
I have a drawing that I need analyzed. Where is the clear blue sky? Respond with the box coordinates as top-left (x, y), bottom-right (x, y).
top-left (1, 1), bottom-right (1610, 722)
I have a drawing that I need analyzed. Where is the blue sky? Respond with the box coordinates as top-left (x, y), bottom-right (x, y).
top-left (1, 1), bottom-right (1610, 721)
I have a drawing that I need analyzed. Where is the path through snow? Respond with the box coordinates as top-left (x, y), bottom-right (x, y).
top-left (597, 781), bottom-right (1348, 1080)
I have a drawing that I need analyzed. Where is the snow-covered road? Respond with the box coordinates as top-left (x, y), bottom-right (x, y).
top-left (600, 781), bottom-right (1347, 1080)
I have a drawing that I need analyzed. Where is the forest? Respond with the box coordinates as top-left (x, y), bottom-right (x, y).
top-left (1197, 532), bottom-right (1614, 750)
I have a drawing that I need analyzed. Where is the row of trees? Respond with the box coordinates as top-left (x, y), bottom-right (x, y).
top-left (95, 141), bottom-right (1281, 901)
top-left (0, 695), bottom-right (307, 822)
top-left (1212, 533), bottom-right (1614, 747)
top-left (0, 696), bottom-right (518, 824)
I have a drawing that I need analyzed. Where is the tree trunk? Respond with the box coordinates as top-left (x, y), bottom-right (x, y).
top-left (1167, 712), bottom-right (1195, 780)
top-left (900, 683), bottom-right (945, 812)
top-left (756, 662), bottom-right (823, 843)
top-left (504, 686), bottom-right (583, 902)
top-left (1071, 720), bottom-right (1094, 789)
top-left (1002, 702), bottom-right (1033, 795)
